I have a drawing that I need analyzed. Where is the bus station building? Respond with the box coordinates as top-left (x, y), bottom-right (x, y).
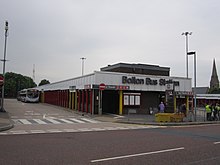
top-left (36, 63), bottom-right (192, 115)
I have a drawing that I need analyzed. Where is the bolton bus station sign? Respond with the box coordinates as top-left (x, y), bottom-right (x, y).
top-left (122, 76), bottom-right (180, 86)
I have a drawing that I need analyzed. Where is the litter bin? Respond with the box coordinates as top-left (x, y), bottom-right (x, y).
top-left (170, 113), bottom-right (185, 122)
top-left (155, 113), bottom-right (173, 122)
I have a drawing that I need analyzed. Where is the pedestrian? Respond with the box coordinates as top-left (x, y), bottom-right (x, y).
top-left (181, 103), bottom-right (187, 117)
top-left (213, 103), bottom-right (218, 121)
top-left (215, 103), bottom-right (220, 120)
top-left (205, 104), bottom-right (212, 121)
top-left (210, 103), bottom-right (217, 121)
top-left (158, 102), bottom-right (165, 113)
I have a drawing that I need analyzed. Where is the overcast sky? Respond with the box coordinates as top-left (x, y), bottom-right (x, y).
top-left (0, 0), bottom-right (220, 87)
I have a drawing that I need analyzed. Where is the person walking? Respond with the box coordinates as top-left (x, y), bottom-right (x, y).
top-left (216, 103), bottom-right (220, 120)
top-left (213, 103), bottom-right (218, 121)
top-left (205, 104), bottom-right (212, 121)
top-left (159, 102), bottom-right (165, 113)
top-left (181, 103), bottom-right (187, 117)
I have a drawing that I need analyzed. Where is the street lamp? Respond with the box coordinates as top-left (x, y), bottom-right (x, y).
top-left (80, 57), bottom-right (86, 76)
top-left (187, 51), bottom-right (197, 121)
top-left (182, 32), bottom-right (192, 78)
top-left (0, 21), bottom-right (9, 112)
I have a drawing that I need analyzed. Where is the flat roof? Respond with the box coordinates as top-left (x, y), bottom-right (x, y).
top-left (101, 63), bottom-right (170, 72)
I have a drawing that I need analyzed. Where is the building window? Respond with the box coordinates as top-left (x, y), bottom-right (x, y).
top-left (124, 95), bottom-right (129, 105)
top-left (123, 93), bottom-right (141, 106)
top-left (135, 95), bottom-right (140, 105)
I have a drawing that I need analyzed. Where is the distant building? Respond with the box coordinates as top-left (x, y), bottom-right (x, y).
top-left (195, 59), bottom-right (220, 107)
top-left (210, 59), bottom-right (219, 90)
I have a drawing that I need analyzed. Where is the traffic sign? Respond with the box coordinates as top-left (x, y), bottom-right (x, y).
top-left (99, 83), bottom-right (106, 90)
top-left (0, 76), bottom-right (4, 86)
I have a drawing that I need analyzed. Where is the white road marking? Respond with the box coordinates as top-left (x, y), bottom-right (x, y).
top-left (68, 118), bottom-right (86, 123)
top-left (104, 127), bottom-right (120, 130)
top-left (63, 129), bottom-right (78, 132)
top-left (214, 141), bottom-right (220, 144)
top-left (19, 119), bottom-right (32, 124)
top-left (13, 117), bottom-right (101, 125)
top-left (128, 126), bottom-right (145, 129)
top-left (78, 128), bottom-right (93, 132)
top-left (113, 115), bottom-right (125, 119)
top-left (135, 125), bottom-right (150, 128)
top-left (58, 119), bottom-right (74, 124)
top-left (10, 130), bottom-right (27, 134)
top-left (0, 132), bottom-right (8, 135)
top-left (115, 127), bottom-right (130, 130)
top-left (46, 118), bottom-right (61, 124)
top-left (30, 130), bottom-right (46, 134)
top-left (80, 118), bottom-right (100, 123)
top-left (47, 129), bottom-right (62, 133)
top-left (91, 128), bottom-right (106, 131)
top-left (33, 119), bottom-right (47, 124)
top-left (91, 147), bottom-right (185, 163)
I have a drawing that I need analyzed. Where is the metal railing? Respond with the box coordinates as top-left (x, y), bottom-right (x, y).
top-left (186, 107), bottom-right (206, 122)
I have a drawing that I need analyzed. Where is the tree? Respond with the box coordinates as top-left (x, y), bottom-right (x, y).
top-left (38, 79), bottom-right (50, 86)
top-left (3, 72), bottom-right (37, 98)
top-left (208, 87), bottom-right (220, 94)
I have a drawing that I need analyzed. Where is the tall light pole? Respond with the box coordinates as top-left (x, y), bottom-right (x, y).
top-left (1, 21), bottom-right (9, 112)
top-left (182, 32), bottom-right (192, 78)
top-left (187, 51), bottom-right (197, 121)
top-left (80, 57), bottom-right (86, 76)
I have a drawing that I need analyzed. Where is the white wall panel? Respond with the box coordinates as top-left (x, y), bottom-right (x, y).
top-left (94, 71), bottom-right (192, 92)
top-left (36, 71), bottom-right (191, 92)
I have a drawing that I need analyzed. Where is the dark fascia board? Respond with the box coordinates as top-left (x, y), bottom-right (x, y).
top-left (192, 87), bottom-right (209, 94)
top-left (100, 63), bottom-right (170, 72)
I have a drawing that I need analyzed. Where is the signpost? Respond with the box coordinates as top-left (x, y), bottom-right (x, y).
top-left (98, 83), bottom-right (106, 115)
top-left (0, 76), bottom-right (4, 86)
top-left (99, 83), bottom-right (106, 91)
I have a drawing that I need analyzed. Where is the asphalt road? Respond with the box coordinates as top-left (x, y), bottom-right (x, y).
top-left (1, 124), bottom-right (220, 165)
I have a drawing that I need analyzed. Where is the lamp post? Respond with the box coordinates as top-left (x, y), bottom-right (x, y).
top-left (80, 57), bottom-right (86, 76)
top-left (187, 51), bottom-right (197, 121)
top-left (182, 32), bottom-right (192, 78)
top-left (0, 21), bottom-right (9, 112)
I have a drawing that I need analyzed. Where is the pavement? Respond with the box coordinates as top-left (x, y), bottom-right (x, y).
top-left (1, 109), bottom-right (220, 132)
top-left (0, 111), bottom-right (14, 132)
top-left (93, 113), bottom-right (220, 126)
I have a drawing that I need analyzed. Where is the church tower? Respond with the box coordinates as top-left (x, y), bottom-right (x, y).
top-left (210, 59), bottom-right (219, 90)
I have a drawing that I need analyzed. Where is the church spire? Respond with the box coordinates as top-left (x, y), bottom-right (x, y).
top-left (210, 59), bottom-right (219, 89)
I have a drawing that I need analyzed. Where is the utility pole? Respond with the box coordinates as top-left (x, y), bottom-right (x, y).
top-left (1, 21), bottom-right (9, 112)
top-left (33, 64), bottom-right (35, 82)
top-left (80, 57), bottom-right (86, 76)
top-left (187, 51), bottom-right (197, 121)
top-left (182, 32), bottom-right (192, 78)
